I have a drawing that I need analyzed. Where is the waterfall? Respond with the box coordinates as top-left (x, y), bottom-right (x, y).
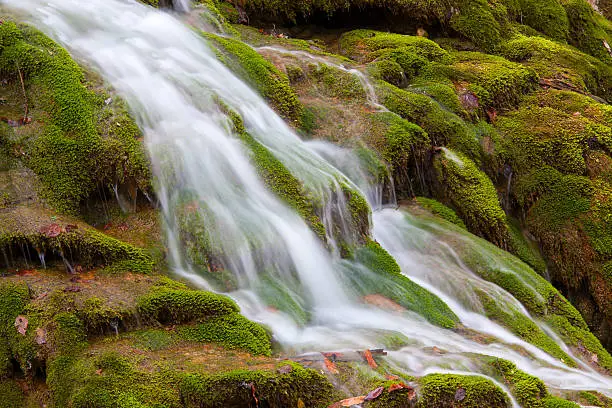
top-left (5, 0), bottom-right (611, 399)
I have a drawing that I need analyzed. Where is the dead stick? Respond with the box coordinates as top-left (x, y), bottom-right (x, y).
top-left (16, 62), bottom-right (28, 121)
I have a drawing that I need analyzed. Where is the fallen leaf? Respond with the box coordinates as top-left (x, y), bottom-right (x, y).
top-left (363, 349), bottom-right (378, 369)
top-left (297, 399), bottom-right (305, 408)
top-left (35, 327), bottom-right (47, 345)
top-left (388, 382), bottom-right (410, 392)
top-left (455, 387), bottom-right (466, 401)
top-left (40, 223), bottom-right (61, 238)
top-left (95, 369), bottom-right (103, 375)
top-left (249, 382), bottom-right (259, 406)
top-left (15, 315), bottom-right (28, 335)
top-left (277, 364), bottom-right (293, 374)
top-left (364, 386), bottom-right (384, 401)
top-left (328, 396), bottom-right (366, 408)
top-left (407, 387), bottom-right (417, 401)
top-left (323, 357), bottom-right (339, 374)
top-left (385, 374), bottom-right (400, 381)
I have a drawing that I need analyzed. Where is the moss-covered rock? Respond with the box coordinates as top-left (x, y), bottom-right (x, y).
top-left (433, 148), bottom-right (510, 249)
top-left (417, 373), bottom-right (509, 408)
top-left (0, 21), bottom-right (150, 213)
top-left (180, 361), bottom-right (338, 408)
top-left (350, 239), bottom-right (460, 328)
top-left (416, 196), bottom-right (467, 229)
top-left (203, 32), bottom-right (303, 122)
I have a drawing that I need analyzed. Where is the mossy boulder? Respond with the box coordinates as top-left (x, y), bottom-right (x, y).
top-left (203, 32), bottom-right (303, 122)
top-left (0, 21), bottom-right (150, 213)
top-left (433, 148), bottom-right (510, 249)
top-left (350, 239), bottom-right (460, 328)
top-left (417, 373), bottom-right (509, 408)
top-left (180, 361), bottom-right (338, 407)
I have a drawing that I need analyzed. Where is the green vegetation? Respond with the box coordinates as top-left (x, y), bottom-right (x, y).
top-left (204, 32), bottom-right (303, 122)
top-left (417, 373), bottom-right (509, 408)
top-left (416, 196), bottom-right (467, 229)
top-left (351, 239), bottom-right (459, 328)
top-left (180, 361), bottom-right (338, 407)
top-left (487, 358), bottom-right (580, 408)
top-left (0, 21), bottom-right (149, 213)
top-left (434, 148), bottom-right (509, 248)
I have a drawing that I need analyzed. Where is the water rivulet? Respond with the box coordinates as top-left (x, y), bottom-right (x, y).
top-left (5, 0), bottom-right (611, 402)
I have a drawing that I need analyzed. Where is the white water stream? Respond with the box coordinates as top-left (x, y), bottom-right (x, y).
top-left (4, 0), bottom-right (611, 401)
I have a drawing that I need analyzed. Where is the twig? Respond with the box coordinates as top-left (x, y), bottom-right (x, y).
top-left (16, 61), bottom-right (28, 121)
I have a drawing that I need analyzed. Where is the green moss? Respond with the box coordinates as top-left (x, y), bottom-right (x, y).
top-left (203, 33), bottom-right (302, 122)
top-left (51, 312), bottom-right (87, 356)
top-left (369, 112), bottom-right (430, 196)
top-left (179, 313), bottom-right (272, 355)
top-left (136, 287), bottom-right (239, 324)
top-left (416, 197), bottom-right (467, 229)
top-left (179, 362), bottom-right (337, 408)
top-left (0, 380), bottom-right (25, 408)
top-left (0, 226), bottom-right (153, 274)
top-left (351, 240), bottom-right (459, 328)
top-left (502, 35), bottom-right (612, 101)
top-left (0, 281), bottom-right (29, 377)
top-left (487, 358), bottom-right (579, 407)
top-left (367, 59), bottom-right (405, 87)
top-left (417, 373), bottom-right (509, 408)
top-left (450, 51), bottom-right (539, 110)
top-left (0, 22), bottom-right (149, 213)
top-left (497, 106), bottom-right (600, 176)
top-left (367, 47), bottom-right (430, 81)
top-left (48, 351), bottom-right (181, 407)
top-left (516, 169), bottom-right (593, 232)
top-left (562, 0), bottom-right (612, 63)
top-left (411, 210), bottom-right (612, 367)
top-left (342, 183), bottom-right (371, 240)
top-left (309, 63), bottom-right (367, 100)
top-left (379, 82), bottom-right (482, 162)
top-left (477, 289), bottom-right (574, 364)
top-left (132, 329), bottom-right (175, 351)
top-left (412, 81), bottom-right (466, 117)
top-left (488, 358), bottom-right (547, 407)
top-left (506, 217), bottom-right (547, 275)
top-left (433, 148), bottom-right (509, 248)
top-left (517, 0), bottom-right (569, 40)
top-left (225, 107), bottom-right (326, 239)
top-left (449, 0), bottom-right (504, 52)
top-left (340, 29), bottom-right (452, 64)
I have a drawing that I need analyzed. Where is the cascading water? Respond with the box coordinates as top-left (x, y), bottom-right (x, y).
top-left (5, 0), bottom-right (611, 401)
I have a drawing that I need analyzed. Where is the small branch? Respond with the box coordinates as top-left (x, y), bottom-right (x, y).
top-left (16, 61), bottom-right (28, 121)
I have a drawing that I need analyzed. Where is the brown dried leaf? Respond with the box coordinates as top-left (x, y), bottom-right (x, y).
top-left (35, 327), bottom-right (47, 345)
top-left (407, 387), bottom-right (417, 401)
top-left (364, 386), bottom-right (384, 401)
top-left (277, 364), bottom-right (293, 374)
top-left (363, 349), bottom-right (378, 369)
top-left (385, 374), bottom-right (400, 381)
top-left (65, 224), bottom-right (78, 233)
top-left (14, 315), bottom-right (28, 335)
top-left (40, 223), bottom-right (61, 238)
top-left (455, 387), bottom-right (466, 401)
top-left (388, 382), bottom-right (409, 392)
top-left (328, 396), bottom-right (366, 408)
top-left (323, 357), bottom-right (339, 374)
